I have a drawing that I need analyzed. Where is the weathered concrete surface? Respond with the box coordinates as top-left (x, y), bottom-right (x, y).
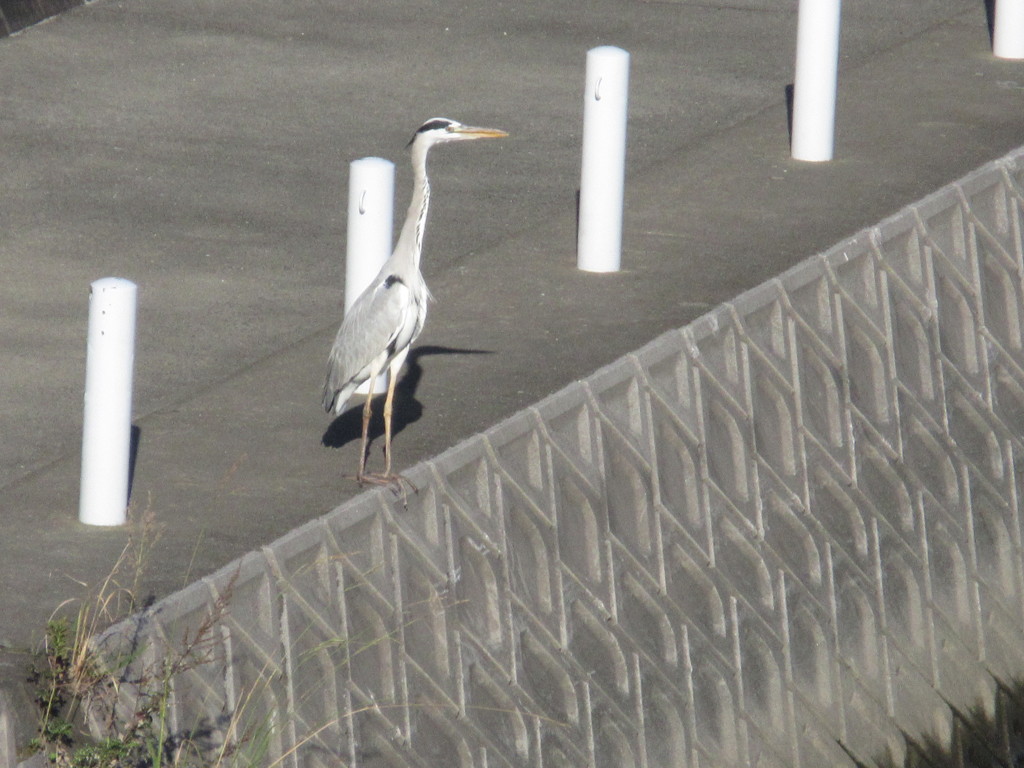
top-left (0, 0), bottom-right (1020, 722)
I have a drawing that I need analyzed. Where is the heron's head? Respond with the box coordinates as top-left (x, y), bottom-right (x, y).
top-left (407, 118), bottom-right (508, 149)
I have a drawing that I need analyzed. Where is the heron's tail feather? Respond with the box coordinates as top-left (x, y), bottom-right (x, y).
top-left (322, 385), bottom-right (339, 414)
top-left (322, 368), bottom-right (345, 414)
top-left (323, 373), bottom-right (360, 415)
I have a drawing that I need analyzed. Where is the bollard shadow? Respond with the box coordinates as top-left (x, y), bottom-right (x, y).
top-left (127, 424), bottom-right (141, 504)
top-left (321, 344), bottom-right (494, 451)
top-left (983, 0), bottom-right (996, 44)
top-left (574, 188), bottom-right (581, 248)
top-left (784, 83), bottom-right (795, 148)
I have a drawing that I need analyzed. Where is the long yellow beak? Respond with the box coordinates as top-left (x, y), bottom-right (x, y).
top-left (453, 125), bottom-right (509, 139)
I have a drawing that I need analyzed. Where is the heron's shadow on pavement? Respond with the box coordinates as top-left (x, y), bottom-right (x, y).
top-left (321, 345), bottom-right (492, 451)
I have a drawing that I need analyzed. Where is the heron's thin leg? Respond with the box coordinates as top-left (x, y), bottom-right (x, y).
top-left (357, 387), bottom-right (374, 480)
top-left (381, 365), bottom-right (400, 477)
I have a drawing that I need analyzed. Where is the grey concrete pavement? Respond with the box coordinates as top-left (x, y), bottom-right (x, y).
top-left (0, 0), bottom-right (1021, 675)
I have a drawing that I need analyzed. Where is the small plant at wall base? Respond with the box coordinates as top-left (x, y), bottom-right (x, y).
top-left (25, 585), bottom-right (243, 767)
top-left (20, 504), bottom-right (233, 768)
top-left (24, 506), bottom-right (154, 766)
top-left (26, 595), bottom-right (239, 768)
top-left (28, 615), bottom-right (139, 767)
top-left (19, 501), bottom-right (315, 768)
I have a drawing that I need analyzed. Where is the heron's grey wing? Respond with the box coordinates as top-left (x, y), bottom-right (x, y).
top-left (323, 275), bottom-right (411, 413)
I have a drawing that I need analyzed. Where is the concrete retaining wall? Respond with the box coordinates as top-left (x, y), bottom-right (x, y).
top-left (33, 145), bottom-right (1024, 767)
top-left (0, 0), bottom-right (83, 37)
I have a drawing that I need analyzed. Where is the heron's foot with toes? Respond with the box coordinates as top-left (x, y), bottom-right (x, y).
top-left (356, 472), bottom-right (418, 504)
top-left (356, 472), bottom-right (399, 487)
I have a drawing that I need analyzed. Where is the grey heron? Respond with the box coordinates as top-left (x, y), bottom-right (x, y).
top-left (323, 117), bottom-right (508, 485)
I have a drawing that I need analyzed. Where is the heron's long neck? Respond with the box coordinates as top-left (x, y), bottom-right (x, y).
top-left (394, 141), bottom-right (431, 272)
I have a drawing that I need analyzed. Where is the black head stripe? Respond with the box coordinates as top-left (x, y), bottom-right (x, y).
top-left (418, 118), bottom-right (455, 134)
top-left (407, 118), bottom-right (457, 145)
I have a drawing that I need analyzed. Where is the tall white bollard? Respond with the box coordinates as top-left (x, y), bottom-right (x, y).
top-left (346, 157), bottom-right (395, 394)
top-left (577, 45), bottom-right (630, 273)
top-left (79, 277), bottom-right (137, 527)
top-left (993, 0), bottom-right (1024, 59)
top-left (791, 0), bottom-right (842, 162)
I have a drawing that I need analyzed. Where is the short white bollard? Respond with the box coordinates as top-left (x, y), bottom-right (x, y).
top-left (993, 0), bottom-right (1024, 59)
top-left (346, 157), bottom-right (395, 394)
top-left (79, 277), bottom-right (137, 527)
top-left (577, 45), bottom-right (630, 273)
top-left (791, 0), bottom-right (842, 162)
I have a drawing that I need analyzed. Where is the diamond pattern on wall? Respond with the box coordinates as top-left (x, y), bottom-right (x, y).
top-left (94, 147), bottom-right (1024, 768)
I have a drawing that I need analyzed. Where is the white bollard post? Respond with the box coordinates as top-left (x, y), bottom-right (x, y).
top-left (994, 0), bottom-right (1024, 59)
top-left (79, 277), bottom-right (137, 527)
top-left (577, 45), bottom-right (630, 273)
top-left (346, 157), bottom-right (394, 394)
top-left (791, 0), bottom-right (842, 162)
